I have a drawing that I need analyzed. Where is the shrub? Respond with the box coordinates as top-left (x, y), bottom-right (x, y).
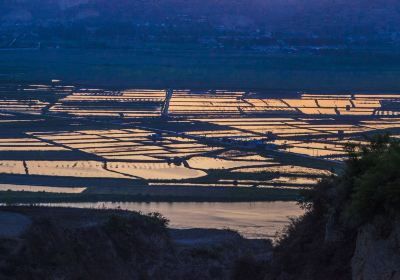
top-left (147, 212), bottom-right (170, 227)
top-left (343, 134), bottom-right (400, 224)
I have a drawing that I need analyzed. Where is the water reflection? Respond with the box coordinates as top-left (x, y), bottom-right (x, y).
top-left (2, 83), bottom-right (400, 194)
top-left (0, 184), bottom-right (86, 193)
top-left (37, 201), bottom-right (304, 239)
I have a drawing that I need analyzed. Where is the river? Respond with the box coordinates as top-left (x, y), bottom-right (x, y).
top-left (37, 201), bottom-right (304, 239)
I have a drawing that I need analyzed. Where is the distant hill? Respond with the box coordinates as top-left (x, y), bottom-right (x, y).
top-left (2, 0), bottom-right (399, 27)
top-left (1, 0), bottom-right (400, 49)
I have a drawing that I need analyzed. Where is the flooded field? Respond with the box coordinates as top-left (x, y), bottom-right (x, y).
top-left (1, 81), bottom-right (400, 200)
top-left (32, 201), bottom-right (304, 239)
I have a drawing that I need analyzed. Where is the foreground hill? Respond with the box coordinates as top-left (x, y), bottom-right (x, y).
top-left (261, 135), bottom-right (400, 280)
top-left (0, 206), bottom-right (270, 280)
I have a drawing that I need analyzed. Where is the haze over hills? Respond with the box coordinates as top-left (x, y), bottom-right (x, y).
top-left (1, 0), bottom-right (400, 49)
top-left (2, 0), bottom-right (400, 29)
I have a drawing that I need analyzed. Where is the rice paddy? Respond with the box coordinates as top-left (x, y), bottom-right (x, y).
top-left (1, 81), bottom-right (400, 201)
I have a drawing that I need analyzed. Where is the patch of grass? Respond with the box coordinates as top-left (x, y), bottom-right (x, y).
top-left (343, 134), bottom-right (400, 224)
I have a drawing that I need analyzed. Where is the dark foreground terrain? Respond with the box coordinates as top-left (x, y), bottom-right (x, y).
top-left (261, 135), bottom-right (400, 280)
top-left (0, 206), bottom-right (271, 280)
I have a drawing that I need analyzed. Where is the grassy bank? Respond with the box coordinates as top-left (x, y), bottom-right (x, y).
top-left (0, 186), bottom-right (301, 204)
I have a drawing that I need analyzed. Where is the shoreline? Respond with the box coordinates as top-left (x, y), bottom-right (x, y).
top-left (0, 189), bottom-right (301, 204)
top-left (0, 202), bottom-right (302, 240)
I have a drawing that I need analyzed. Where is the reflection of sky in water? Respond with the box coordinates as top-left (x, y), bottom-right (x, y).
top-left (0, 184), bottom-right (85, 193)
top-left (36, 201), bottom-right (304, 239)
top-left (2, 84), bottom-right (400, 190)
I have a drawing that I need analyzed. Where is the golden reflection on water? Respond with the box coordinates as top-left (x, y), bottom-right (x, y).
top-left (0, 184), bottom-right (86, 193)
top-left (2, 85), bottom-right (400, 193)
top-left (36, 201), bottom-right (304, 239)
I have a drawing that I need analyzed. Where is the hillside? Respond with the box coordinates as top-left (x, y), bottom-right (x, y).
top-left (0, 206), bottom-right (271, 280)
top-left (261, 135), bottom-right (400, 280)
top-left (2, 0), bottom-right (400, 49)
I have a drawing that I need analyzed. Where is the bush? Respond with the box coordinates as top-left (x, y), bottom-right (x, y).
top-left (344, 134), bottom-right (400, 224)
top-left (265, 135), bottom-right (400, 280)
top-left (232, 255), bottom-right (266, 280)
top-left (301, 134), bottom-right (400, 226)
top-left (147, 212), bottom-right (170, 227)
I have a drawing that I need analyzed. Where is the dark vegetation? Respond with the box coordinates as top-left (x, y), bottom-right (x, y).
top-left (235, 134), bottom-right (400, 280)
top-left (0, 185), bottom-right (300, 204)
top-left (0, 207), bottom-right (271, 280)
top-left (344, 135), bottom-right (400, 223)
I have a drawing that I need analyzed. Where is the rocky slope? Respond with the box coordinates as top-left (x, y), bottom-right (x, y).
top-left (352, 218), bottom-right (400, 280)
